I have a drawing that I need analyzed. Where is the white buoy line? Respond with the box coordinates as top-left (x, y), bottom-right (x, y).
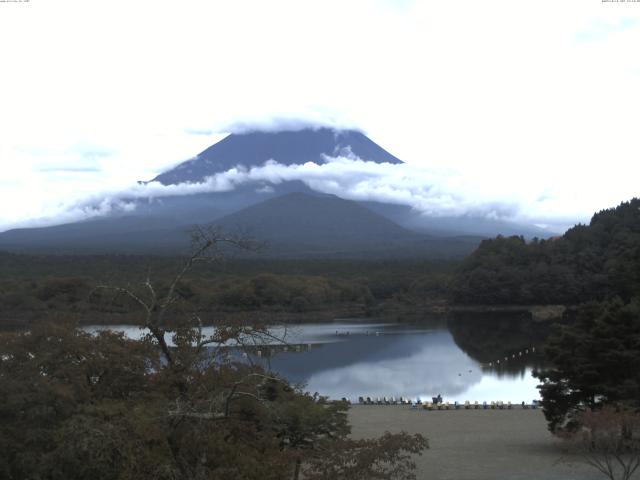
top-left (488, 347), bottom-right (536, 367)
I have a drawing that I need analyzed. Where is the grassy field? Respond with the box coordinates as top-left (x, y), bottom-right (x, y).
top-left (348, 406), bottom-right (602, 480)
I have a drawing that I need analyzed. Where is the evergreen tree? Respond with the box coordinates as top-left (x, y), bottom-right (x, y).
top-left (452, 198), bottom-right (640, 306)
top-left (535, 297), bottom-right (640, 432)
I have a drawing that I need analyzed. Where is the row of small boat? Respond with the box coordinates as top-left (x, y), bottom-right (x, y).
top-left (355, 396), bottom-right (414, 405)
top-left (351, 397), bottom-right (540, 409)
top-left (419, 400), bottom-right (539, 410)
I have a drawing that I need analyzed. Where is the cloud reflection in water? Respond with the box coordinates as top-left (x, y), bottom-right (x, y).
top-left (269, 328), bottom-right (540, 403)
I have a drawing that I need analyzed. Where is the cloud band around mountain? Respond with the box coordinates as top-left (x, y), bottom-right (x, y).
top-left (31, 154), bottom-right (574, 234)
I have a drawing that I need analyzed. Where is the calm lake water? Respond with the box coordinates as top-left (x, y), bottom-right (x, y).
top-left (86, 316), bottom-right (545, 404)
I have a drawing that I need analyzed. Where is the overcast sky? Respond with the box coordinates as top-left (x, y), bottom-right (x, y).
top-left (0, 0), bottom-right (638, 232)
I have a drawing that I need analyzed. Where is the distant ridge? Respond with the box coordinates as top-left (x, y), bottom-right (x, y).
top-left (217, 191), bottom-right (416, 243)
top-left (151, 128), bottom-right (402, 185)
top-left (214, 192), bottom-right (482, 258)
top-left (0, 192), bottom-right (483, 258)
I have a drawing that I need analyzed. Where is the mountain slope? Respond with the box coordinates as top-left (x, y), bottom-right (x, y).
top-left (0, 216), bottom-right (193, 254)
top-left (215, 192), bottom-right (482, 258)
top-left (218, 191), bottom-right (416, 243)
top-left (0, 193), bottom-right (483, 258)
top-left (151, 128), bottom-right (402, 185)
top-left (360, 201), bottom-right (556, 238)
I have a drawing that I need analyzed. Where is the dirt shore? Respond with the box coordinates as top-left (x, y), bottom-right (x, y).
top-left (348, 406), bottom-right (602, 480)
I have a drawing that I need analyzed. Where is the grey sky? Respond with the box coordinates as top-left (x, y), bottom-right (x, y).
top-left (0, 0), bottom-right (638, 232)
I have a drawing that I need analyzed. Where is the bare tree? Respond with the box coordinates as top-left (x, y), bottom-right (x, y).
top-left (564, 406), bottom-right (640, 480)
top-left (92, 226), bottom-right (297, 417)
top-left (94, 225), bottom-right (263, 364)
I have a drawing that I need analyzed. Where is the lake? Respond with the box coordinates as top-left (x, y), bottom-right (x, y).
top-left (86, 315), bottom-right (546, 404)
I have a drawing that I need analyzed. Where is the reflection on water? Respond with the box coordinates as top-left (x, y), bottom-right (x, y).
top-left (448, 311), bottom-right (549, 372)
top-left (85, 315), bottom-right (546, 403)
top-left (253, 320), bottom-right (544, 403)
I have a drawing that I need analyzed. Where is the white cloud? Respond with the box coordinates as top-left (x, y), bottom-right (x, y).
top-left (0, 154), bottom-right (610, 233)
top-left (0, 0), bottom-right (638, 232)
top-left (220, 111), bottom-right (363, 135)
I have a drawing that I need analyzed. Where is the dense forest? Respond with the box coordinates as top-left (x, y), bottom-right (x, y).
top-left (451, 198), bottom-right (640, 305)
top-left (0, 254), bottom-right (455, 329)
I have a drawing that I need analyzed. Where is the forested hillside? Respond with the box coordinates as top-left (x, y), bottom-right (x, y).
top-left (451, 198), bottom-right (640, 305)
top-left (0, 255), bottom-right (455, 329)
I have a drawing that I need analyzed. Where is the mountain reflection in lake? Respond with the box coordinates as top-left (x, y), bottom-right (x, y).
top-left (85, 318), bottom-right (545, 403)
top-left (253, 321), bottom-right (543, 403)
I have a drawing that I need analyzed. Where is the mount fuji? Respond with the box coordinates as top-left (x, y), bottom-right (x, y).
top-left (0, 127), bottom-right (551, 257)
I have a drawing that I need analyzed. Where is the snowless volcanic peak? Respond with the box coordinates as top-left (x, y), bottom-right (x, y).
top-left (151, 128), bottom-right (403, 185)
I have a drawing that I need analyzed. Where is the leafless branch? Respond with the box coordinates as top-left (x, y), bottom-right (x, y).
top-left (91, 225), bottom-right (261, 366)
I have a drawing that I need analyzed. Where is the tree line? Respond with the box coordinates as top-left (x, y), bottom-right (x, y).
top-left (451, 198), bottom-right (640, 306)
top-left (0, 255), bottom-right (455, 329)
